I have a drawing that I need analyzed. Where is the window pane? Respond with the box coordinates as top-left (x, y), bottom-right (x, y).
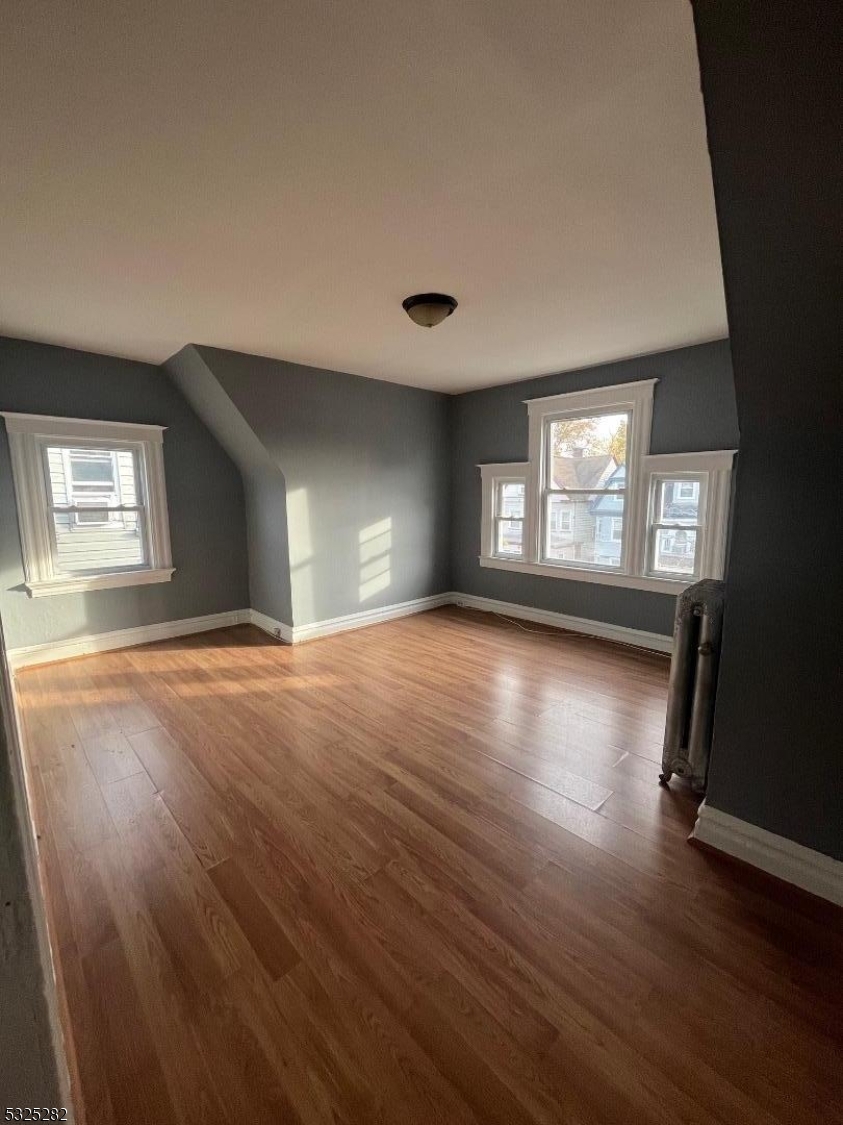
top-left (653, 528), bottom-right (698, 575)
top-left (549, 413), bottom-right (628, 496)
top-left (69, 450), bottom-right (116, 485)
top-left (545, 492), bottom-right (625, 567)
top-left (498, 481), bottom-right (525, 519)
top-left (46, 446), bottom-right (146, 574)
top-left (658, 478), bottom-right (700, 523)
top-left (51, 509), bottom-right (146, 573)
top-left (496, 519), bottom-right (523, 556)
top-left (47, 446), bottom-right (138, 509)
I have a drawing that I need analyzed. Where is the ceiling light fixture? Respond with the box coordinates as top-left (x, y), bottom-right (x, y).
top-left (402, 292), bottom-right (458, 328)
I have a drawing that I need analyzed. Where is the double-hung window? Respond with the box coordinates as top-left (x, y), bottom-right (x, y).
top-left (526, 380), bottom-right (656, 583)
top-left (642, 452), bottom-right (735, 582)
top-left (647, 474), bottom-right (703, 578)
top-left (479, 464), bottom-right (528, 561)
top-left (477, 380), bottom-right (735, 594)
top-left (540, 409), bottom-right (630, 571)
top-left (2, 413), bottom-right (174, 597)
top-left (495, 479), bottom-right (526, 558)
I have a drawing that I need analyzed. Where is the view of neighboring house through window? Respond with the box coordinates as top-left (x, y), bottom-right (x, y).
top-left (542, 411), bottom-right (628, 569)
top-left (48, 445), bottom-right (146, 572)
top-left (647, 476), bottom-right (703, 577)
top-left (495, 480), bottom-right (525, 557)
top-left (2, 412), bottom-right (174, 596)
top-left (478, 383), bottom-right (734, 593)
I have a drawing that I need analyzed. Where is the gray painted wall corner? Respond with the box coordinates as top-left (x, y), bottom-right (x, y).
top-left (448, 338), bottom-right (739, 637)
top-left (0, 337), bottom-right (250, 650)
top-left (190, 347), bottom-right (452, 626)
top-left (165, 345), bottom-right (293, 626)
top-left (692, 0), bottom-right (842, 859)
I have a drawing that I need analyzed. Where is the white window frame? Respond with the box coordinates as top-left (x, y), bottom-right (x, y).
top-left (477, 380), bottom-right (736, 595)
top-left (527, 382), bottom-right (654, 581)
top-left (2, 413), bottom-right (175, 597)
top-left (552, 507), bottom-right (572, 533)
top-left (643, 451), bottom-right (735, 582)
top-left (479, 463), bottom-right (528, 561)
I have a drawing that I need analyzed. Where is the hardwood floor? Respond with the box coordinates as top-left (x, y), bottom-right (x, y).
top-left (15, 607), bottom-right (843, 1125)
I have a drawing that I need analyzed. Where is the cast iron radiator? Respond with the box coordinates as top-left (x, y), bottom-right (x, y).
top-left (659, 578), bottom-right (725, 793)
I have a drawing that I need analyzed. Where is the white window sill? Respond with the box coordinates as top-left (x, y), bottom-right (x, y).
top-left (479, 555), bottom-right (693, 595)
top-left (26, 567), bottom-right (175, 598)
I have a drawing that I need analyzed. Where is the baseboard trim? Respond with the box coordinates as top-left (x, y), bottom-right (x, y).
top-left (6, 590), bottom-right (672, 670)
top-left (6, 609), bottom-right (251, 671)
top-left (450, 592), bottom-right (673, 653)
top-left (284, 593), bottom-right (452, 644)
top-left (248, 609), bottom-right (294, 645)
top-left (692, 800), bottom-right (843, 907)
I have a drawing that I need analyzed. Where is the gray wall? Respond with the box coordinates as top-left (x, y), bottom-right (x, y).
top-left (692, 2), bottom-right (842, 858)
top-left (166, 346), bottom-right (293, 627)
top-left (1, 626), bottom-right (62, 1106)
top-left (450, 339), bottom-right (738, 636)
top-left (0, 337), bottom-right (250, 649)
top-left (190, 346), bottom-right (451, 627)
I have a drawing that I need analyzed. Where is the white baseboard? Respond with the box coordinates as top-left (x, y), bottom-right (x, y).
top-left (248, 608), bottom-right (294, 645)
top-left (692, 800), bottom-right (843, 907)
top-left (7, 592), bottom-right (671, 670)
top-left (6, 609), bottom-right (251, 671)
top-left (270, 593), bottom-right (453, 644)
top-left (450, 592), bottom-right (673, 653)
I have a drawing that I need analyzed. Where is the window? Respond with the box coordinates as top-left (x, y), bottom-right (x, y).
top-left (477, 381), bottom-right (735, 594)
top-left (479, 463), bottom-right (527, 561)
top-left (676, 480), bottom-right (698, 502)
top-left (495, 479), bottom-right (525, 558)
top-left (643, 452), bottom-right (736, 582)
top-left (647, 476), bottom-right (702, 577)
top-left (541, 411), bottom-right (628, 570)
top-left (2, 413), bottom-right (174, 597)
top-left (528, 381), bottom-right (656, 582)
top-left (64, 448), bottom-right (119, 525)
top-left (550, 506), bottom-right (572, 533)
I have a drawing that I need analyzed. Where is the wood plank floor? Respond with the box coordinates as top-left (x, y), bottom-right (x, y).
top-left (16, 607), bottom-right (843, 1125)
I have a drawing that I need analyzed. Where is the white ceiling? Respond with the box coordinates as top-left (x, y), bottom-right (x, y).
top-left (0, 0), bottom-right (727, 393)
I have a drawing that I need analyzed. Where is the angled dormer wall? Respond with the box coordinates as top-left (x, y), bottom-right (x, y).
top-left (167, 346), bottom-right (452, 628)
top-left (166, 346), bottom-right (293, 626)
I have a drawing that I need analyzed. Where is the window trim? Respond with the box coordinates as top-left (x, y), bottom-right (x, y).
top-left (645, 472), bottom-right (706, 581)
top-left (526, 380), bottom-right (655, 579)
top-left (477, 382), bottom-right (736, 595)
top-left (642, 451), bottom-right (735, 582)
top-left (479, 463), bottom-right (528, 561)
top-left (1, 413), bottom-right (175, 597)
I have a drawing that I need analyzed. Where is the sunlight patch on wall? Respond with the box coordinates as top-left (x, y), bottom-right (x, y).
top-left (287, 488), bottom-right (313, 568)
top-left (359, 517), bottom-right (391, 603)
top-left (287, 487), bottom-right (314, 622)
top-left (359, 529), bottom-right (392, 564)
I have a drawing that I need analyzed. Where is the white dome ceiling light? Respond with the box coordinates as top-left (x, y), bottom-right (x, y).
top-left (402, 293), bottom-right (458, 328)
